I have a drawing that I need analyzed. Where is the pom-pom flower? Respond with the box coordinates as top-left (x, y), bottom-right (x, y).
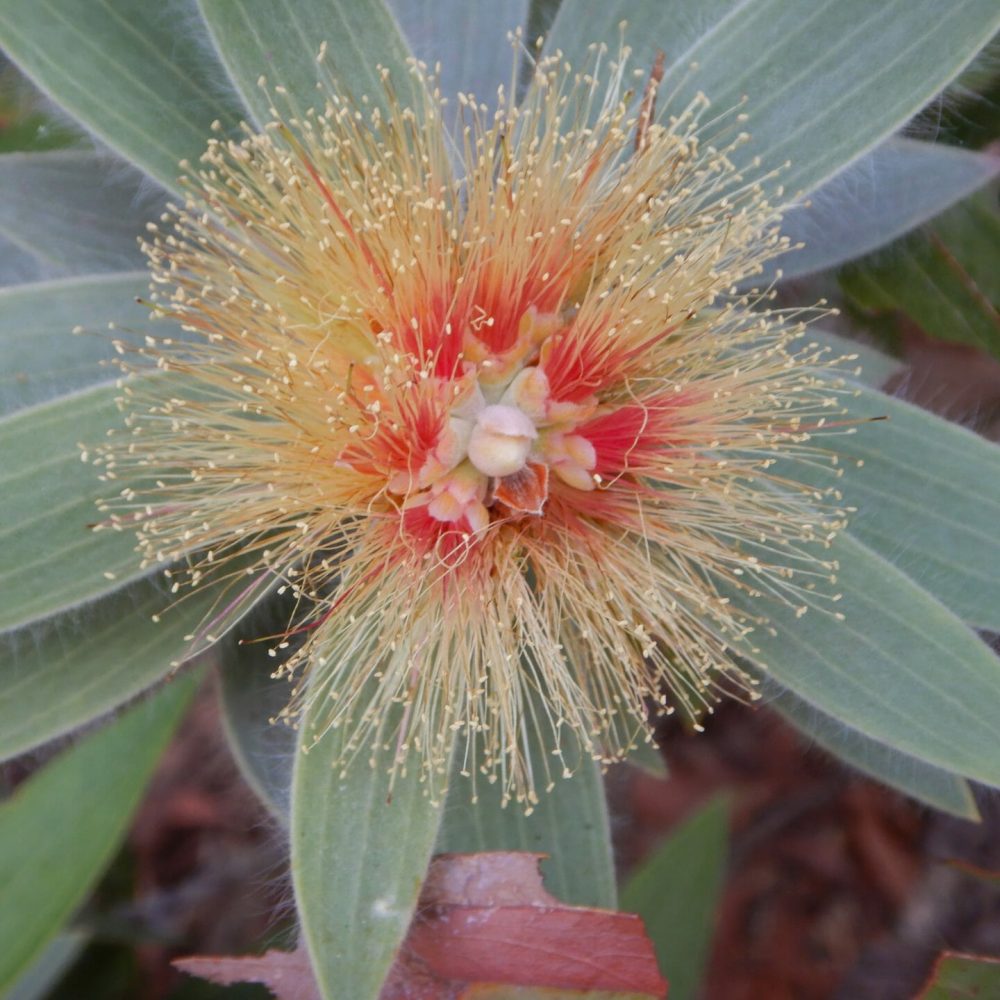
top-left (99, 46), bottom-right (847, 805)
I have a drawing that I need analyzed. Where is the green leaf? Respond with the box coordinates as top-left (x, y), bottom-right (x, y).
top-left (766, 683), bottom-right (979, 819)
top-left (222, 607), bottom-right (618, 910)
top-left (0, 383), bottom-right (145, 630)
top-left (722, 531), bottom-right (1000, 789)
top-left (217, 596), bottom-right (298, 822)
top-left (621, 795), bottom-right (730, 1000)
top-left (841, 189), bottom-right (1000, 360)
top-left (546, 0), bottom-right (1000, 200)
top-left (0, 61), bottom-right (78, 154)
top-left (389, 0), bottom-right (528, 105)
top-left (918, 953), bottom-right (1000, 999)
top-left (437, 727), bottom-right (616, 909)
top-left (291, 681), bottom-right (452, 1000)
top-left (0, 0), bottom-right (248, 194)
top-left (0, 571), bottom-right (256, 763)
top-left (931, 189), bottom-right (1000, 304)
top-left (772, 140), bottom-right (1000, 280)
top-left (0, 271), bottom-right (154, 416)
top-left (803, 386), bottom-right (1000, 631)
top-left (4, 931), bottom-right (88, 1000)
top-left (218, 594), bottom-right (620, 916)
top-left (936, 35), bottom-right (1000, 150)
top-left (198, 0), bottom-right (418, 125)
top-left (0, 673), bottom-right (197, 994)
top-left (0, 151), bottom-right (162, 275)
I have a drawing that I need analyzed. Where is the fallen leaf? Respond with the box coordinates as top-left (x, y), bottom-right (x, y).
top-left (175, 852), bottom-right (667, 999)
top-left (174, 944), bottom-right (319, 1000)
top-left (384, 853), bottom-right (666, 998)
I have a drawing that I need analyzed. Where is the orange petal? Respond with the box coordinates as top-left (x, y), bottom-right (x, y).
top-left (494, 462), bottom-right (550, 516)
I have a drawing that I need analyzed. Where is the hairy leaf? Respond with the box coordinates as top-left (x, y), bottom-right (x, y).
top-left (0, 0), bottom-right (247, 193)
top-left (198, 0), bottom-right (417, 124)
top-left (0, 271), bottom-right (153, 416)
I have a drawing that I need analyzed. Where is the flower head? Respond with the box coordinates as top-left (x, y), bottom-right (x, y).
top-left (100, 46), bottom-right (846, 804)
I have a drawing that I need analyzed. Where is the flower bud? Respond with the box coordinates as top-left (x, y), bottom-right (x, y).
top-left (467, 404), bottom-right (537, 477)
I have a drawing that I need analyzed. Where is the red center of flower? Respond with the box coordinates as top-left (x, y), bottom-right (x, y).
top-left (337, 301), bottom-right (682, 551)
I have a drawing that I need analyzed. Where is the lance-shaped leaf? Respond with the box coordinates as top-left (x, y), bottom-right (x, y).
top-left (198, 0), bottom-right (418, 125)
top-left (221, 604), bottom-right (617, 909)
top-left (527, 0), bottom-right (563, 40)
top-left (0, 151), bottom-right (163, 275)
top-left (0, 382), bottom-right (147, 630)
top-left (217, 595), bottom-right (299, 822)
top-left (546, 0), bottom-right (1000, 200)
top-left (918, 953), bottom-right (1000, 999)
top-left (765, 682), bottom-right (979, 819)
top-left (0, 271), bottom-right (154, 416)
top-left (0, 0), bottom-right (248, 194)
top-left (771, 139), bottom-right (1000, 280)
top-left (291, 679), bottom-right (453, 1000)
top-left (0, 569), bottom-right (261, 763)
top-left (4, 932), bottom-right (88, 1000)
top-left (437, 718), bottom-right (616, 910)
top-left (0, 673), bottom-right (197, 994)
top-left (389, 0), bottom-right (528, 108)
top-left (794, 385), bottom-right (1000, 631)
top-left (622, 795), bottom-right (730, 1000)
top-left (722, 531), bottom-right (1000, 789)
top-left (841, 189), bottom-right (1000, 361)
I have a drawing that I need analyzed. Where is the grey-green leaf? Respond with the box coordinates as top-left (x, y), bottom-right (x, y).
top-left (0, 231), bottom-right (45, 285)
top-left (291, 682), bottom-right (452, 1000)
top-left (723, 532), bottom-right (1000, 789)
top-left (545, 0), bottom-right (740, 83)
top-left (389, 0), bottom-right (528, 107)
top-left (0, 673), bottom-right (197, 994)
top-left (0, 383), bottom-right (146, 630)
top-left (4, 931), bottom-right (88, 1000)
top-left (0, 151), bottom-right (163, 275)
top-left (807, 386), bottom-right (1000, 630)
top-left (198, 0), bottom-right (418, 125)
top-left (0, 0), bottom-right (248, 194)
top-left (621, 795), bottom-right (730, 1000)
top-left (766, 682), bottom-right (979, 819)
top-left (217, 597), bottom-right (298, 822)
top-left (772, 139), bottom-right (1000, 280)
top-left (0, 271), bottom-right (153, 416)
top-left (437, 728), bottom-right (616, 909)
top-left (0, 573), bottom-right (246, 763)
top-left (547, 0), bottom-right (1000, 201)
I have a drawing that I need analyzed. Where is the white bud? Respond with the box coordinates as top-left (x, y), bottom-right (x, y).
top-left (467, 404), bottom-right (536, 477)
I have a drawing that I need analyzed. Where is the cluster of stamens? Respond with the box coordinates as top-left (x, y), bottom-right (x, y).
top-left (95, 45), bottom-right (853, 803)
